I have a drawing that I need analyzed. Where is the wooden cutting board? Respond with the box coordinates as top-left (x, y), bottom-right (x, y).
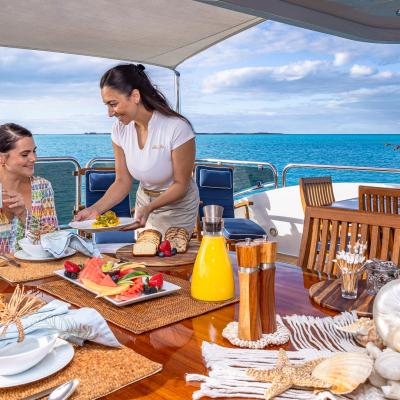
top-left (115, 241), bottom-right (200, 267)
top-left (309, 279), bottom-right (374, 317)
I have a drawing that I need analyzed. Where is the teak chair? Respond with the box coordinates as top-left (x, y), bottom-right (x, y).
top-left (359, 185), bottom-right (400, 214)
top-left (299, 176), bottom-right (335, 212)
top-left (298, 206), bottom-right (400, 278)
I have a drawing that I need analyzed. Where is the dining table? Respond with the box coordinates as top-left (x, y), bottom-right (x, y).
top-left (0, 258), bottom-right (337, 400)
top-left (329, 197), bottom-right (358, 210)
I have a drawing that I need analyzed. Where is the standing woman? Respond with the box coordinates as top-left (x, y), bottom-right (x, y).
top-left (0, 123), bottom-right (58, 254)
top-left (75, 64), bottom-right (199, 236)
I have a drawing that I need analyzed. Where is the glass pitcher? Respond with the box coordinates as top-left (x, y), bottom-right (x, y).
top-left (191, 215), bottom-right (234, 301)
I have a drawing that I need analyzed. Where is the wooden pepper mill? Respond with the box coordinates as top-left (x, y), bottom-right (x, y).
top-left (236, 238), bottom-right (262, 341)
top-left (254, 236), bottom-right (277, 334)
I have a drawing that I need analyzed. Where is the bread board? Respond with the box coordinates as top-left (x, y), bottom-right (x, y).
top-left (116, 241), bottom-right (200, 267)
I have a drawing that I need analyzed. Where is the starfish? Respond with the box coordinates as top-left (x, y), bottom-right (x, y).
top-left (247, 349), bottom-right (331, 400)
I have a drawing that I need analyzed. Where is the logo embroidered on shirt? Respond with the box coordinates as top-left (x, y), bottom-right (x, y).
top-left (152, 144), bottom-right (165, 150)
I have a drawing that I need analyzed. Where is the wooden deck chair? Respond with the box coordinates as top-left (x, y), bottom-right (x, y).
top-left (359, 185), bottom-right (400, 214)
top-left (299, 176), bottom-right (335, 212)
top-left (298, 206), bottom-right (400, 279)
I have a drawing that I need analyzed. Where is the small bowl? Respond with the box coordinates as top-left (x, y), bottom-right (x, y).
top-left (18, 238), bottom-right (50, 258)
top-left (0, 334), bottom-right (58, 375)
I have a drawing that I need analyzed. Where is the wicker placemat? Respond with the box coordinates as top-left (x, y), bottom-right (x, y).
top-left (0, 254), bottom-right (116, 283)
top-left (39, 276), bottom-right (239, 334)
top-left (0, 343), bottom-right (162, 400)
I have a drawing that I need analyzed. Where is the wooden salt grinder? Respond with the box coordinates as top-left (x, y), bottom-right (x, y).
top-left (236, 239), bottom-right (262, 341)
top-left (257, 239), bottom-right (277, 333)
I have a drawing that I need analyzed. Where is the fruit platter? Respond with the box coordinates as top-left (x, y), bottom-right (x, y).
top-left (54, 257), bottom-right (181, 306)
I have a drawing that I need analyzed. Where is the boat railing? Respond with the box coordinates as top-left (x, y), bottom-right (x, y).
top-left (282, 163), bottom-right (400, 187)
top-left (87, 157), bottom-right (279, 195)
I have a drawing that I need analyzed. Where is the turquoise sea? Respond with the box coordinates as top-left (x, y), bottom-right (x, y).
top-left (35, 133), bottom-right (400, 187)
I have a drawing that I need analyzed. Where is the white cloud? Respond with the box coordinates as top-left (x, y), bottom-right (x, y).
top-left (350, 64), bottom-right (375, 77)
top-left (333, 52), bottom-right (350, 66)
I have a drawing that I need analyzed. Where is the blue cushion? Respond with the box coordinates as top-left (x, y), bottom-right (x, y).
top-left (89, 172), bottom-right (116, 191)
top-left (199, 169), bottom-right (232, 189)
top-left (223, 218), bottom-right (266, 240)
top-left (94, 231), bottom-right (135, 244)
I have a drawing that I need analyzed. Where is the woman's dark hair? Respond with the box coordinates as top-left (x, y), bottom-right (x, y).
top-left (100, 64), bottom-right (193, 128)
top-left (0, 123), bottom-right (32, 152)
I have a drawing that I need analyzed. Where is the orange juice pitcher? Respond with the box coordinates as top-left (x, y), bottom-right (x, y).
top-left (191, 206), bottom-right (234, 301)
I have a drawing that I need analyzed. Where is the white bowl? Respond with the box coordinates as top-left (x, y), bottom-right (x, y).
top-left (0, 334), bottom-right (58, 376)
top-left (18, 238), bottom-right (50, 258)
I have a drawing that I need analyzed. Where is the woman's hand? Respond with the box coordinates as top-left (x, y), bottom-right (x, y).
top-left (121, 205), bottom-right (151, 230)
top-left (74, 207), bottom-right (99, 221)
top-left (2, 190), bottom-right (26, 220)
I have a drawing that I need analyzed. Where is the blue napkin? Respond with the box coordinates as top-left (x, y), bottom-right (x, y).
top-left (0, 299), bottom-right (120, 348)
top-left (41, 230), bottom-right (101, 258)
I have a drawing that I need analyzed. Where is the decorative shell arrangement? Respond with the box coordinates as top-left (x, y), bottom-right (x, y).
top-left (311, 352), bottom-right (373, 394)
top-left (337, 317), bottom-right (383, 348)
top-left (373, 279), bottom-right (400, 352)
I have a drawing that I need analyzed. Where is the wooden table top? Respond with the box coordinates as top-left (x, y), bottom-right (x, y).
top-left (0, 261), bottom-right (336, 400)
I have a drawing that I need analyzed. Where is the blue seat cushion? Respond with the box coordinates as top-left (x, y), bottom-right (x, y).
top-left (94, 230), bottom-right (135, 244)
top-left (223, 218), bottom-right (266, 240)
top-left (199, 168), bottom-right (232, 189)
top-left (89, 172), bottom-right (116, 191)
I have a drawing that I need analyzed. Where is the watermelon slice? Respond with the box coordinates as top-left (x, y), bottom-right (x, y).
top-left (98, 274), bottom-right (117, 287)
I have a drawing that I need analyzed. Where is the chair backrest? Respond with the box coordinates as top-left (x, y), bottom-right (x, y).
top-left (359, 185), bottom-right (400, 214)
top-left (85, 170), bottom-right (133, 244)
top-left (85, 170), bottom-right (131, 216)
top-left (195, 165), bottom-right (235, 218)
top-left (299, 206), bottom-right (400, 278)
top-left (299, 176), bottom-right (335, 212)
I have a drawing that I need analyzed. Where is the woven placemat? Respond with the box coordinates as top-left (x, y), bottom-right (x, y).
top-left (0, 343), bottom-right (162, 400)
top-left (0, 254), bottom-right (116, 283)
top-left (39, 276), bottom-right (239, 334)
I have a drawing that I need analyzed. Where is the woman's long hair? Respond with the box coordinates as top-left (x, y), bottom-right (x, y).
top-left (100, 64), bottom-right (193, 128)
top-left (0, 123), bottom-right (32, 153)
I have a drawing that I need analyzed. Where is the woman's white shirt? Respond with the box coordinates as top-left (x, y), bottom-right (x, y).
top-left (111, 111), bottom-right (195, 190)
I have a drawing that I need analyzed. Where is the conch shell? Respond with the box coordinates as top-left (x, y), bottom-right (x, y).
top-left (373, 279), bottom-right (400, 351)
top-left (337, 317), bottom-right (383, 348)
top-left (374, 348), bottom-right (400, 381)
top-left (312, 352), bottom-right (373, 394)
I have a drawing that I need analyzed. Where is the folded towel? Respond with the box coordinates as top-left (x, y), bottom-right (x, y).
top-left (41, 230), bottom-right (101, 258)
top-left (0, 299), bottom-right (120, 348)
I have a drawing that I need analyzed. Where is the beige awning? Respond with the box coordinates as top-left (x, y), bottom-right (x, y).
top-left (0, 0), bottom-right (263, 69)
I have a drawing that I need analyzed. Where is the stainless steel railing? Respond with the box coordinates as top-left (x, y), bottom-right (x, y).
top-left (282, 163), bottom-right (400, 187)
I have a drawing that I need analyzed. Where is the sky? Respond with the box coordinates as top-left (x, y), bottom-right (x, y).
top-left (0, 20), bottom-right (400, 134)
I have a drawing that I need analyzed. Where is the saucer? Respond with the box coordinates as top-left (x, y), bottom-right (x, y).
top-left (14, 247), bottom-right (77, 261)
top-left (0, 338), bottom-right (74, 388)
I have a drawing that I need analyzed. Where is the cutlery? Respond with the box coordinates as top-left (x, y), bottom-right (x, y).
top-left (22, 379), bottom-right (79, 400)
top-left (0, 255), bottom-right (21, 268)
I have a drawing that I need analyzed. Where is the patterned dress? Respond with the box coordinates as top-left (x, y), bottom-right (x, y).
top-left (0, 176), bottom-right (58, 254)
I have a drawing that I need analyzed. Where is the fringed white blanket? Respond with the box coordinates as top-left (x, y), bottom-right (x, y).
top-left (186, 312), bottom-right (385, 400)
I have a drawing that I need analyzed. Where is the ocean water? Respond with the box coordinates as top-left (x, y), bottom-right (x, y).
top-left (34, 133), bottom-right (400, 187)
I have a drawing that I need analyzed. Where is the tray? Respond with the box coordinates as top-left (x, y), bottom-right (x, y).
top-left (54, 269), bottom-right (181, 307)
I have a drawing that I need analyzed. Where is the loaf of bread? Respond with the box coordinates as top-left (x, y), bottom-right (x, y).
top-left (165, 227), bottom-right (190, 253)
top-left (132, 229), bottom-right (162, 256)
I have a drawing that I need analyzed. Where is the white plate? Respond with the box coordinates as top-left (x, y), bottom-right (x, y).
top-left (54, 269), bottom-right (181, 307)
top-left (69, 217), bottom-right (136, 233)
top-left (0, 338), bottom-right (74, 388)
top-left (14, 247), bottom-right (77, 261)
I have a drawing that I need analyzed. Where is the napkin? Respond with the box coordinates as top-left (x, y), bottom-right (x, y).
top-left (41, 230), bottom-right (101, 258)
top-left (0, 299), bottom-right (121, 348)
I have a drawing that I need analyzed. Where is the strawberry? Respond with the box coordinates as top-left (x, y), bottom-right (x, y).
top-left (64, 261), bottom-right (80, 273)
top-left (149, 273), bottom-right (163, 290)
top-left (159, 240), bottom-right (171, 253)
top-left (164, 250), bottom-right (172, 257)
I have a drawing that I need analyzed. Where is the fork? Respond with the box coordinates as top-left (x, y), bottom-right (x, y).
top-left (0, 255), bottom-right (21, 268)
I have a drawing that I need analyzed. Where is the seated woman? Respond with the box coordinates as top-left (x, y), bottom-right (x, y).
top-left (0, 123), bottom-right (58, 254)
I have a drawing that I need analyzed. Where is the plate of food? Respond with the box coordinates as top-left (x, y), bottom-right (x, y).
top-left (69, 211), bottom-right (136, 232)
top-left (54, 257), bottom-right (181, 306)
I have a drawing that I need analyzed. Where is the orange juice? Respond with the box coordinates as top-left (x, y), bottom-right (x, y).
top-left (191, 235), bottom-right (234, 301)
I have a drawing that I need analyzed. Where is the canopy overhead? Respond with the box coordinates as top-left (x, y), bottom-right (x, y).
top-left (0, 0), bottom-right (263, 69)
top-left (198, 0), bottom-right (400, 43)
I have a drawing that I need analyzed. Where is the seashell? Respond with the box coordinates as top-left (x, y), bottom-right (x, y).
top-left (374, 348), bottom-right (400, 381)
top-left (312, 352), bottom-right (373, 394)
top-left (381, 380), bottom-right (400, 400)
top-left (366, 342), bottom-right (383, 360)
top-left (368, 368), bottom-right (387, 388)
top-left (373, 279), bottom-right (400, 352)
top-left (337, 318), bottom-right (383, 348)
